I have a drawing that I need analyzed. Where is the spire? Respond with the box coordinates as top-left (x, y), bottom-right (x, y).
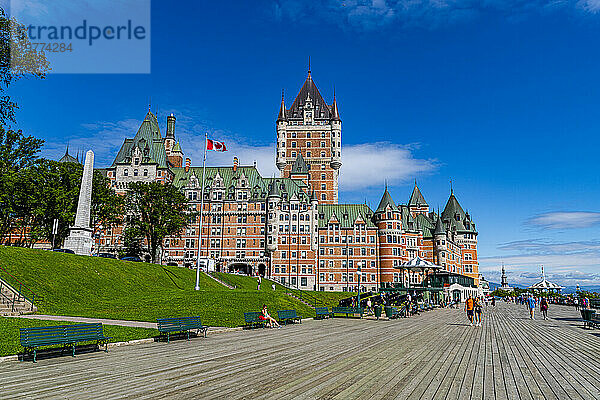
top-left (277, 89), bottom-right (287, 122)
top-left (268, 179), bottom-right (281, 198)
top-left (376, 186), bottom-right (398, 213)
top-left (291, 152), bottom-right (309, 174)
top-left (409, 182), bottom-right (427, 206)
top-left (434, 214), bottom-right (445, 235)
top-left (308, 56), bottom-right (311, 77)
top-left (331, 94), bottom-right (341, 122)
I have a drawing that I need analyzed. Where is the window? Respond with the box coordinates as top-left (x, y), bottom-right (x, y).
top-left (321, 184), bottom-right (326, 190)
top-left (301, 277), bottom-right (307, 286)
top-left (307, 151), bottom-right (311, 157)
top-left (321, 194), bottom-right (326, 200)
top-left (124, 169), bottom-right (129, 176)
top-left (291, 142), bottom-right (297, 148)
top-left (321, 173), bottom-right (326, 180)
top-left (143, 169), bottom-right (148, 177)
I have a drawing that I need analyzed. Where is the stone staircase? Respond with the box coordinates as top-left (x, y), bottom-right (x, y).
top-left (284, 292), bottom-right (316, 309)
top-left (206, 272), bottom-right (235, 289)
top-left (0, 278), bottom-right (36, 316)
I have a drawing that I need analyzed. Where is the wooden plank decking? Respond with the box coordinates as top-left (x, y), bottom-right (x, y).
top-left (1, 303), bottom-right (599, 399)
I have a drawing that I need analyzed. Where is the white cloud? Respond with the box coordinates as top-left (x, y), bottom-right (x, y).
top-left (480, 238), bottom-right (600, 286)
top-left (273, 0), bottom-right (600, 30)
top-left (578, 0), bottom-right (600, 12)
top-left (526, 211), bottom-right (600, 229)
top-left (41, 118), bottom-right (141, 167)
top-left (339, 142), bottom-right (436, 190)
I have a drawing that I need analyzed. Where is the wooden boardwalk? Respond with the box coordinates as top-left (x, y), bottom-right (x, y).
top-left (1, 303), bottom-right (599, 399)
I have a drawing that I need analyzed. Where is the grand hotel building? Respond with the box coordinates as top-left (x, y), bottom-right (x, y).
top-left (87, 70), bottom-right (479, 292)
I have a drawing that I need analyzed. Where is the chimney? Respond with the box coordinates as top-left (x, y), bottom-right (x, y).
top-left (233, 157), bottom-right (239, 173)
top-left (185, 158), bottom-right (191, 172)
top-left (166, 113), bottom-right (176, 138)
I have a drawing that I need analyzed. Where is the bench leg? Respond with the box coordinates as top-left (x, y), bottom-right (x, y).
top-left (72, 344), bottom-right (76, 357)
top-left (167, 333), bottom-right (170, 343)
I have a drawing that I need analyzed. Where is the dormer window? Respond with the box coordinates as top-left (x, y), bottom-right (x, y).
top-left (134, 169), bottom-right (139, 177)
top-left (134, 158), bottom-right (140, 165)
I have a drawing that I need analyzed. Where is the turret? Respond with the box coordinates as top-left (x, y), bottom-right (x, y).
top-left (330, 95), bottom-right (342, 170)
top-left (276, 90), bottom-right (287, 172)
top-left (434, 214), bottom-right (447, 266)
top-left (166, 113), bottom-right (176, 138)
top-left (266, 180), bottom-right (281, 252)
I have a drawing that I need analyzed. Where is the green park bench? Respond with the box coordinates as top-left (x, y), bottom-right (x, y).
top-left (157, 316), bottom-right (208, 343)
top-left (331, 306), bottom-right (364, 318)
top-left (277, 309), bottom-right (303, 325)
top-left (244, 312), bottom-right (266, 329)
top-left (20, 323), bottom-right (112, 363)
top-left (315, 307), bottom-right (332, 320)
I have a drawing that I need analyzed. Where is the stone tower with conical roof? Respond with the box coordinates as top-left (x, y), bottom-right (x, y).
top-left (372, 186), bottom-right (406, 286)
top-left (276, 68), bottom-right (341, 204)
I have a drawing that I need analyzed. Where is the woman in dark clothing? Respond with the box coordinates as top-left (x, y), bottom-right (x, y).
top-left (540, 297), bottom-right (549, 320)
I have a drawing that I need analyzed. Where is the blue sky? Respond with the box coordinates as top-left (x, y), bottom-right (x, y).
top-left (6, 0), bottom-right (600, 286)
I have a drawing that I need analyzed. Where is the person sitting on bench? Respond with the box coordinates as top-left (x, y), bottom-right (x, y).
top-left (259, 305), bottom-right (281, 329)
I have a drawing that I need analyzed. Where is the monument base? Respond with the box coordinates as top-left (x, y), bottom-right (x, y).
top-left (63, 227), bottom-right (94, 256)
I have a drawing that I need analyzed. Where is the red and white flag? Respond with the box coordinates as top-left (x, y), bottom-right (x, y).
top-left (207, 139), bottom-right (227, 152)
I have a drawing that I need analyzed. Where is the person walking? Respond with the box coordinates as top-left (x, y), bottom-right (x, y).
top-left (257, 276), bottom-right (262, 291)
top-left (527, 294), bottom-right (537, 319)
top-left (366, 298), bottom-right (373, 316)
top-left (574, 298), bottom-right (579, 311)
top-left (474, 296), bottom-right (483, 326)
top-left (540, 297), bottom-right (549, 320)
top-left (465, 295), bottom-right (475, 326)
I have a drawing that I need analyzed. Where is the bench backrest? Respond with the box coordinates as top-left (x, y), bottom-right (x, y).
top-left (157, 316), bottom-right (204, 331)
top-left (315, 307), bottom-right (329, 315)
top-left (244, 312), bottom-right (262, 323)
top-left (20, 323), bottom-right (104, 346)
top-left (332, 307), bottom-right (364, 314)
top-left (277, 310), bottom-right (297, 320)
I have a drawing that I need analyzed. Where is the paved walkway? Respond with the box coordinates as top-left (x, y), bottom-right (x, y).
top-left (9, 314), bottom-right (157, 329)
top-left (1, 303), bottom-right (599, 399)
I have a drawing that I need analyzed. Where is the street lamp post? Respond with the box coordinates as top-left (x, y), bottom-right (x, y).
top-left (356, 264), bottom-right (362, 309)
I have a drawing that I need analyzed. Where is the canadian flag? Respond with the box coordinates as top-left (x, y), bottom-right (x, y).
top-left (207, 139), bottom-right (227, 152)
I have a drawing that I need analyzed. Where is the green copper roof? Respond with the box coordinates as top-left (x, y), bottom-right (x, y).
top-left (408, 184), bottom-right (428, 206)
top-left (171, 166), bottom-right (309, 202)
top-left (172, 141), bottom-right (183, 153)
top-left (375, 188), bottom-right (398, 213)
top-left (434, 215), bottom-right (445, 236)
top-left (290, 153), bottom-right (309, 174)
top-left (112, 111), bottom-right (168, 168)
top-left (441, 192), bottom-right (477, 233)
top-left (318, 204), bottom-right (376, 228)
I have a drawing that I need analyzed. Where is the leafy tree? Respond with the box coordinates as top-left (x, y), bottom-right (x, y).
top-left (0, 127), bottom-right (44, 241)
top-left (91, 170), bottom-right (125, 234)
top-left (0, 7), bottom-right (50, 126)
top-left (126, 181), bottom-right (191, 263)
top-left (4, 159), bottom-right (125, 248)
top-left (120, 226), bottom-right (144, 259)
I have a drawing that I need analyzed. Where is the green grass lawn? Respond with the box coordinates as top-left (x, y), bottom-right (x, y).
top-left (0, 317), bottom-right (158, 357)
top-left (0, 246), bottom-right (330, 325)
top-left (0, 245), bottom-right (359, 355)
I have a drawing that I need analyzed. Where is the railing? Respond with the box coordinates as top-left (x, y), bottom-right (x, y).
top-left (0, 265), bottom-right (38, 311)
top-left (281, 284), bottom-right (323, 309)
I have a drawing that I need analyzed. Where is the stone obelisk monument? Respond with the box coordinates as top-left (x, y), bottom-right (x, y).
top-left (64, 150), bottom-right (95, 255)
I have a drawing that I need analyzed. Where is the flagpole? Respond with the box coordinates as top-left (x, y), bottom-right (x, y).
top-left (195, 132), bottom-right (208, 290)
